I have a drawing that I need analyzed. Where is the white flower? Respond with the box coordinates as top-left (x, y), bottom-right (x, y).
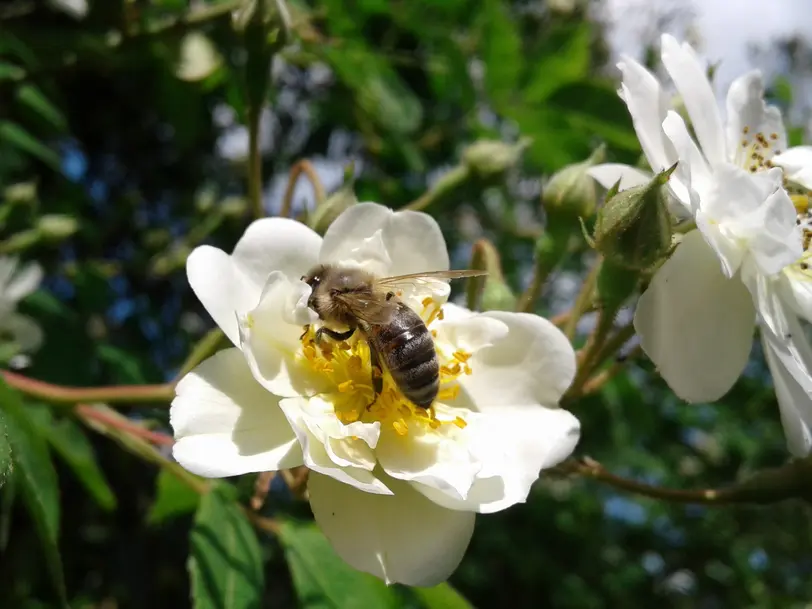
top-left (0, 257), bottom-right (44, 357)
top-left (589, 34), bottom-right (812, 454)
top-left (170, 203), bottom-right (581, 586)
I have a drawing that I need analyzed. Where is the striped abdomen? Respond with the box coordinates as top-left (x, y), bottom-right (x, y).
top-left (368, 303), bottom-right (439, 409)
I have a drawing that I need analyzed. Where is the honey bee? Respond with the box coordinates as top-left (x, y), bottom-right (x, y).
top-left (301, 265), bottom-right (486, 410)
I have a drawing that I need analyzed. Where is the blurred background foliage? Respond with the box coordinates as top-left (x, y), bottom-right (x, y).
top-left (1, 0), bottom-right (811, 608)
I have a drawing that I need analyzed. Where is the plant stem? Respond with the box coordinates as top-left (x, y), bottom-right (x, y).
top-left (280, 160), bottom-right (326, 218)
top-left (175, 328), bottom-right (225, 381)
top-left (247, 104), bottom-right (264, 219)
top-left (562, 262), bottom-right (599, 340)
top-left (75, 404), bottom-right (174, 447)
top-left (2, 370), bottom-right (174, 406)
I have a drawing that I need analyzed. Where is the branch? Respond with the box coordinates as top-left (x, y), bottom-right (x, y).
top-left (557, 456), bottom-right (812, 505)
top-left (2, 370), bottom-right (174, 405)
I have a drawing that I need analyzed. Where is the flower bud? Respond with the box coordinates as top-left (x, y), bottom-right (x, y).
top-left (221, 196), bottom-right (248, 218)
top-left (469, 239), bottom-right (516, 311)
top-left (37, 214), bottom-right (78, 240)
top-left (591, 163), bottom-right (676, 270)
top-left (462, 138), bottom-right (531, 182)
top-left (543, 145), bottom-right (605, 220)
top-left (309, 183), bottom-right (358, 235)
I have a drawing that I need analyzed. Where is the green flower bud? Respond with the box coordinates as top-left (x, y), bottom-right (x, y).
top-left (591, 163), bottom-right (676, 271)
top-left (4, 182), bottom-right (37, 205)
top-left (469, 239), bottom-right (516, 312)
top-left (37, 214), bottom-right (78, 240)
top-left (309, 183), bottom-right (358, 235)
top-left (221, 196), bottom-right (248, 218)
top-left (543, 145), bottom-right (606, 220)
top-left (462, 138), bottom-right (531, 182)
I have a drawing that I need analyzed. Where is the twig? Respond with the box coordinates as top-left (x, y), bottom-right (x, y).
top-left (279, 160), bottom-right (326, 218)
top-left (174, 328), bottom-right (225, 382)
top-left (2, 370), bottom-right (174, 405)
top-left (580, 344), bottom-right (642, 395)
top-left (75, 404), bottom-right (174, 447)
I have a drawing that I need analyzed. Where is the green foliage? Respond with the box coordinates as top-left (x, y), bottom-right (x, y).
top-left (277, 519), bottom-right (400, 609)
top-left (0, 1), bottom-right (811, 608)
top-left (189, 484), bottom-right (264, 609)
top-left (0, 382), bottom-right (66, 606)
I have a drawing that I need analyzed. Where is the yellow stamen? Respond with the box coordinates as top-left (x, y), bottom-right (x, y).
top-left (338, 380), bottom-right (355, 393)
top-left (392, 419), bottom-right (409, 436)
top-left (453, 417), bottom-right (467, 429)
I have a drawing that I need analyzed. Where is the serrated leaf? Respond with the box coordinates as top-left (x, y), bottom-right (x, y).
top-left (34, 410), bottom-right (116, 511)
top-left (480, 0), bottom-right (522, 106)
top-left (413, 583), bottom-right (474, 609)
top-left (189, 483), bottom-right (264, 609)
top-left (0, 382), bottom-right (66, 606)
top-left (278, 519), bottom-right (400, 609)
top-left (0, 121), bottom-right (61, 170)
top-left (148, 469), bottom-right (199, 525)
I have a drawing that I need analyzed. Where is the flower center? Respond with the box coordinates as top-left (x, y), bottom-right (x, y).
top-left (736, 125), bottom-right (782, 174)
top-left (298, 299), bottom-right (472, 437)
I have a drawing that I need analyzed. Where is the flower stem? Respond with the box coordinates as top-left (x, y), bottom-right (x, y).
top-left (562, 262), bottom-right (599, 340)
top-left (247, 104), bottom-right (264, 219)
top-left (174, 328), bottom-right (225, 382)
top-left (75, 404), bottom-right (174, 447)
top-left (2, 370), bottom-right (174, 406)
top-left (280, 160), bottom-right (326, 218)
top-left (405, 165), bottom-right (470, 211)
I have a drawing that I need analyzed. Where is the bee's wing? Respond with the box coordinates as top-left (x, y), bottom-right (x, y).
top-left (374, 269), bottom-right (487, 291)
top-left (334, 292), bottom-right (399, 325)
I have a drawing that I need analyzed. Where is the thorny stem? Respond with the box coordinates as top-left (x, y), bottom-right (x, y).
top-left (280, 160), bottom-right (326, 218)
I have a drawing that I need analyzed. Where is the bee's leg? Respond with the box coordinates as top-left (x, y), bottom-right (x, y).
top-left (314, 325), bottom-right (356, 344)
top-left (367, 343), bottom-right (384, 410)
top-left (385, 291), bottom-right (395, 301)
top-left (299, 324), bottom-right (310, 341)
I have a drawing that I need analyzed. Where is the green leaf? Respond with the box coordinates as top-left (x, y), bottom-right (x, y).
top-left (97, 344), bottom-right (147, 384)
top-left (16, 85), bottom-right (68, 132)
top-left (322, 46), bottom-right (423, 136)
top-left (413, 583), bottom-right (474, 609)
top-left (480, 0), bottom-right (522, 106)
top-left (0, 410), bottom-right (11, 487)
top-left (0, 383), bottom-right (66, 606)
top-left (524, 23), bottom-right (591, 102)
top-left (0, 121), bottom-right (61, 170)
top-left (148, 469), bottom-right (200, 525)
top-left (189, 483), bottom-right (264, 609)
top-left (278, 519), bottom-right (400, 609)
top-left (31, 408), bottom-right (117, 511)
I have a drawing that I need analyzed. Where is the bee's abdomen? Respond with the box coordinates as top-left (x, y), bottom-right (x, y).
top-left (371, 304), bottom-right (439, 409)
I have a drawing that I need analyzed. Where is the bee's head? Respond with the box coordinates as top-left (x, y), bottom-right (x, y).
top-left (301, 264), bottom-right (330, 316)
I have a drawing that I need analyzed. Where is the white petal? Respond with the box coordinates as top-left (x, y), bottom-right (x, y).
top-left (726, 71), bottom-right (788, 167)
top-left (376, 424), bottom-right (480, 502)
top-left (238, 271), bottom-right (321, 398)
top-left (760, 310), bottom-right (812, 456)
top-left (170, 348), bottom-right (302, 477)
top-left (634, 231), bottom-right (756, 402)
top-left (187, 219), bottom-right (320, 346)
top-left (278, 397), bottom-right (391, 495)
top-left (415, 407), bottom-right (580, 514)
top-left (308, 472), bottom-right (475, 586)
top-left (662, 111), bottom-right (711, 210)
top-left (320, 202), bottom-right (449, 276)
top-left (660, 35), bottom-right (725, 165)
top-left (233, 217), bottom-right (322, 287)
top-left (432, 306), bottom-right (509, 354)
top-left (616, 56), bottom-right (674, 171)
top-left (773, 146), bottom-right (812, 191)
top-left (748, 189), bottom-right (803, 275)
top-left (588, 164), bottom-right (652, 190)
top-left (779, 269), bottom-right (812, 323)
top-left (4, 261), bottom-right (42, 302)
top-left (457, 312), bottom-right (576, 410)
